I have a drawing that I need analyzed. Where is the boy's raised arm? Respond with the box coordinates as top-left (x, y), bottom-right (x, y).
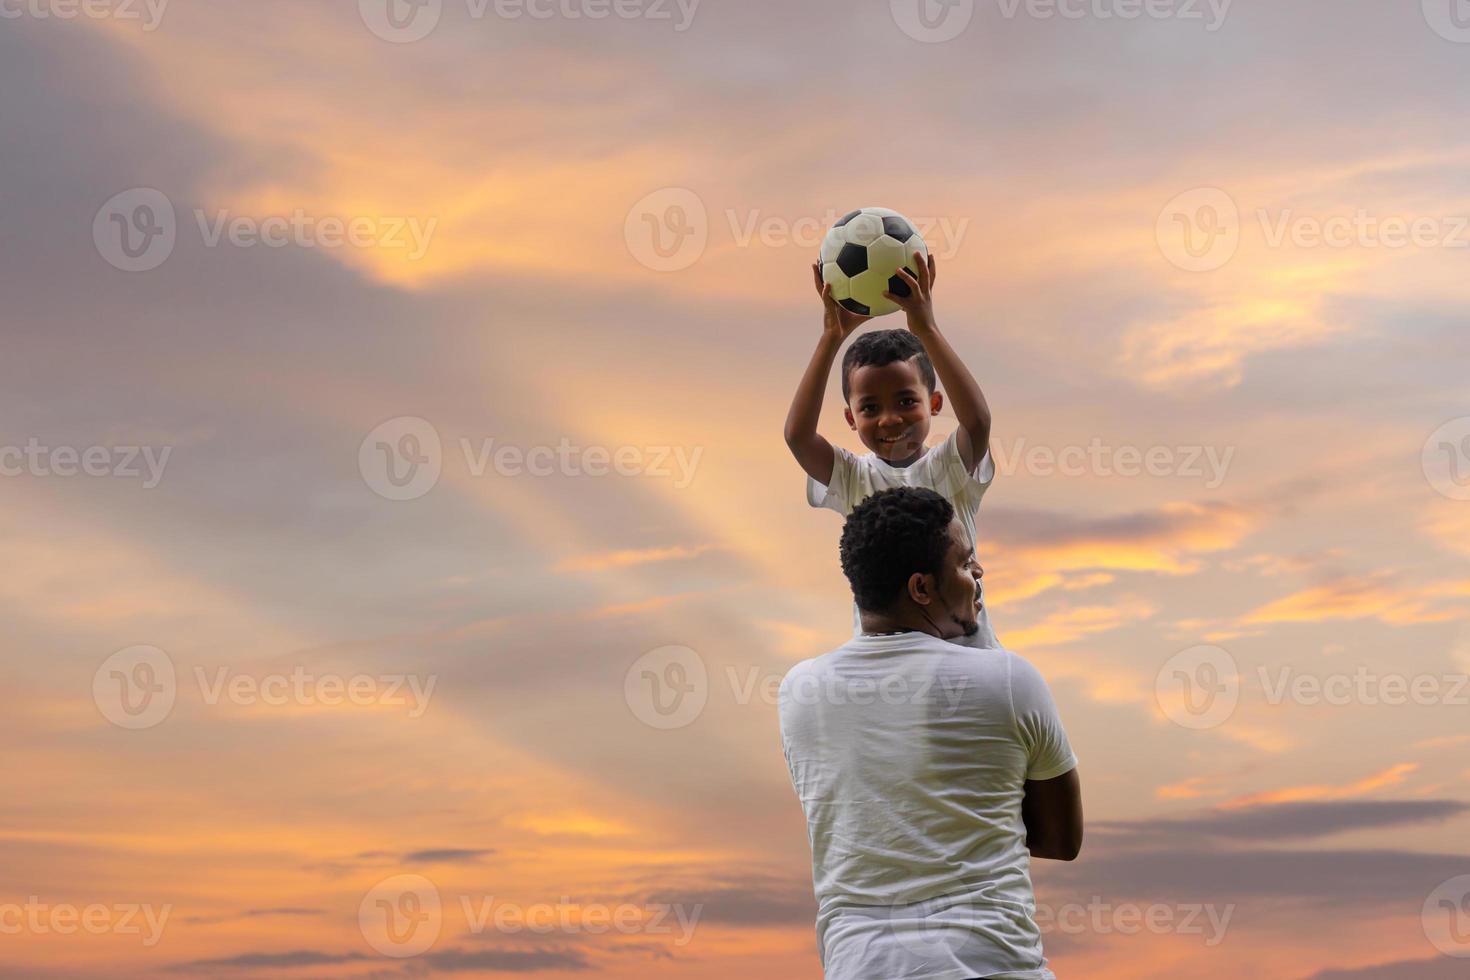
top-left (887, 253), bottom-right (993, 473)
top-left (784, 263), bottom-right (871, 486)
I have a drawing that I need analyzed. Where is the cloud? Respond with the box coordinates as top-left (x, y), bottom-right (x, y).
top-left (174, 946), bottom-right (592, 973)
top-left (1220, 764), bottom-right (1421, 810)
top-left (503, 812), bottom-right (632, 838)
top-left (555, 545), bottom-right (714, 573)
top-left (1300, 956), bottom-right (1470, 979)
top-left (181, 907), bottom-right (326, 925)
top-left (172, 950), bottom-right (372, 970)
top-left (637, 872), bottom-right (816, 928)
top-left (1036, 844), bottom-right (1466, 911)
top-left (986, 501), bottom-right (1257, 576)
top-left (1422, 504), bottom-right (1470, 559)
top-left (1002, 598), bottom-right (1158, 651)
top-left (404, 847), bottom-right (496, 864)
top-left (1155, 776), bottom-right (1229, 801)
top-left (1096, 799), bottom-right (1470, 843)
top-left (1241, 575), bottom-right (1470, 626)
top-left (424, 947), bottom-right (593, 972)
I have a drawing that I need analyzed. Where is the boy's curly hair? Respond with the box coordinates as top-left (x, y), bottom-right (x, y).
top-left (840, 487), bottom-right (956, 612)
top-left (841, 329), bottom-right (938, 402)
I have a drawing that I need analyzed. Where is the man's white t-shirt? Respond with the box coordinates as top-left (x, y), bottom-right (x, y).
top-left (779, 632), bottom-right (1077, 980)
top-left (807, 428), bottom-right (999, 649)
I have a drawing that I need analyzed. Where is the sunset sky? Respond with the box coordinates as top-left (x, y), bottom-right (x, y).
top-left (3, 1), bottom-right (1470, 977)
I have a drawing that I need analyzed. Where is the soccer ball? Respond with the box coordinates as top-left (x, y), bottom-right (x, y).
top-left (819, 207), bottom-right (929, 318)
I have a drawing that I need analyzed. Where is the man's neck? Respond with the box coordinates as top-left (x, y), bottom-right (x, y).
top-left (858, 606), bottom-right (938, 638)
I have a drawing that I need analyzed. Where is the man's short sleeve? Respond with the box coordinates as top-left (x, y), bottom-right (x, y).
top-left (922, 427), bottom-right (995, 512)
top-left (807, 444), bottom-right (858, 514)
top-left (1008, 652), bottom-right (1077, 782)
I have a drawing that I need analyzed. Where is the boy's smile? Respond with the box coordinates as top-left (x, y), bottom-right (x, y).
top-left (844, 357), bottom-right (943, 467)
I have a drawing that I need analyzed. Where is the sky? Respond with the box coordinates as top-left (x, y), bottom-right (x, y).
top-left (2, 0), bottom-right (1469, 977)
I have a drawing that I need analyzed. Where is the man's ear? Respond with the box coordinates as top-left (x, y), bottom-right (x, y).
top-left (907, 571), bottom-right (936, 607)
top-left (844, 406), bottom-right (857, 430)
top-left (930, 390), bottom-right (944, 416)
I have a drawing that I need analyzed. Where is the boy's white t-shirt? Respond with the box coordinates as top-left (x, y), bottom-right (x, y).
top-left (779, 632), bottom-right (1077, 980)
top-left (807, 427), bottom-right (999, 648)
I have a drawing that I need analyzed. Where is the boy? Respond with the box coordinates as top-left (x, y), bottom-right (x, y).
top-left (784, 252), bottom-right (1000, 648)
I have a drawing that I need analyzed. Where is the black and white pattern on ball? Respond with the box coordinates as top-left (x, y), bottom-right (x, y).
top-left (819, 207), bottom-right (929, 319)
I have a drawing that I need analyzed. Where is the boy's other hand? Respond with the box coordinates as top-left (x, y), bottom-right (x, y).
top-left (885, 252), bottom-right (939, 334)
top-left (813, 262), bottom-right (872, 342)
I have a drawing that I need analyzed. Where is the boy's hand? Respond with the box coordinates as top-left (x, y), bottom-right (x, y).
top-left (813, 262), bottom-right (872, 342)
top-left (885, 252), bottom-right (939, 334)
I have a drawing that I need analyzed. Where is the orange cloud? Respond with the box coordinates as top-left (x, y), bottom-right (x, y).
top-left (991, 501), bottom-right (1257, 581)
top-left (555, 544), bottom-right (713, 573)
top-left (1241, 574), bottom-right (1470, 626)
top-left (1220, 762), bottom-right (1419, 810)
top-left (1003, 597), bottom-right (1157, 651)
top-left (1156, 776), bottom-right (1229, 801)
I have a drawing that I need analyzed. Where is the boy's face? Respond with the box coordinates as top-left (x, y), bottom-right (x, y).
top-left (844, 357), bottom-right (943, 465)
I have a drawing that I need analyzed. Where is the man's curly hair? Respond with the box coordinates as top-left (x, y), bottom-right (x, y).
top-left (840, 487), bottom-right (956, 612)
top-left (841, 329), bottom-right (937, 403)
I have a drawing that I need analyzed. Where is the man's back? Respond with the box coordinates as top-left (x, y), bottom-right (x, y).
top-left (778, 631), bottom-right (1076, 980)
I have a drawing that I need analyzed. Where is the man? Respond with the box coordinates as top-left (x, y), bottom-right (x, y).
top-left (779, 486), bottom-right (1083, 980)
